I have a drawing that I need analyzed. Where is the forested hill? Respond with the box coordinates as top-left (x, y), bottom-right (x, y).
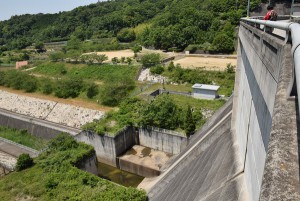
top-left (0, 0), bottom-right (263, 52)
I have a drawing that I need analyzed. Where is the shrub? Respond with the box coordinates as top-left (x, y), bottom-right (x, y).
top-left (22, 76), bottom-right (38, 92)
top-left (16, 153), bottom-right (34, 171)
top-left (0, 71), bottom-right (5, 85)
top-left (167, 61), bottom-right (175, 71)
top-left (86, 83), bottom-right (99, 99)
top-left (126, 57), bottom-right (132, 65)
top-left (40, 78), bottom-right (54, 94)
top-left (139, 94), bottom-right (182, 130)
top-left (117, 28), bottom-right (136, 42)
top-left (226, 63), bottom-right (235, 73)
top-left (141, 53), bottom-right (160, 68)
top-left (111, 57), bottom-right (119, 64)
top-left (54, 78), bottom-right (84, 98)
top-left (150, 65), bottom-right (164, 75)
top-left (100, 77), bottom-right (135, 106)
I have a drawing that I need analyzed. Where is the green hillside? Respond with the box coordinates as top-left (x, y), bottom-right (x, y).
top-left (0, 0), bottom-right (265, 53)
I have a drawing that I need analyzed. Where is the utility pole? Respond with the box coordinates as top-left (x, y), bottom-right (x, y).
top-left (291, 0), bottom-right (295, 17)
top-left (247, 0), bottom-right (250, 17)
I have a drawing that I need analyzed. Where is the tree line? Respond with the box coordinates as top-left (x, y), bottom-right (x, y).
top-left (0, 0), bottom-right (265, 53)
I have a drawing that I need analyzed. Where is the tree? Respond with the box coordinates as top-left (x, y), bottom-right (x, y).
top-left (141, 53), bottom-right (160, 68)
top-left (131, 45), bottom-right (142, 58)
top-left (94, 54), bottom-right (108, 64)
top-left (140, 94), bottom-right (181, 130)
top-left (117, 28), bottom-right (136, 42)
top-left (184, 105), bottom-right (195, 137)
top-left (16, 153), bottom-right (34, 171)
top-left (168, 61), bottom-right (175, 71)
top-left (150, 65), bottom-right (164, 75)
top-left (35, 42), bottom-right (46, 53)
top-left (211, 33), bottom-right (234, 53)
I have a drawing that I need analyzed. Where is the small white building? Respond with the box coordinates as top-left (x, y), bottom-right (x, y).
top-left (192, 84), bottom-right (220, 99)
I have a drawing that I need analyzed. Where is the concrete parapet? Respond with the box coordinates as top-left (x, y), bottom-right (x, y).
top-left (232, 21), bottom-right (300, 200)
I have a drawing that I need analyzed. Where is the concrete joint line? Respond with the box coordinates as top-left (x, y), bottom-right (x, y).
top-left (43, 102), bottom-right (58, 120)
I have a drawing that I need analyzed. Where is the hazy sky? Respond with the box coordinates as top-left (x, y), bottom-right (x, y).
top-left (0, 0), bottom-right (101, 21)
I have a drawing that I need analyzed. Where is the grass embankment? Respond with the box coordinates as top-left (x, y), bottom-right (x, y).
top-left (31, 62), bottom-right (139, 82)
top-left (0, 134), bottom-right (146, 201)
top-left (0, 126), bottom-right (47, 150)
top-left (0, 62), bottom-right (140, 107)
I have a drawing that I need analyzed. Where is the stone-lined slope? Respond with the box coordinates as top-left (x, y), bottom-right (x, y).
top-left (0, 90), bottom-right (104, 129)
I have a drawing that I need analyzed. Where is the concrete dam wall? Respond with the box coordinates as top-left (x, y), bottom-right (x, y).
top-left (232, 22), bottom-right (300, 201)
top-left (149, 21), bottom-right (299, 201)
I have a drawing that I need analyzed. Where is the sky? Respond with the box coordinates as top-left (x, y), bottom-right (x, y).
top-left (0, 0), bottom-right (102, 21)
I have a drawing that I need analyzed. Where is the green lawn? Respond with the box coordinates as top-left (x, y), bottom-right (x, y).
top-left (0, 126), bottom-right (47, 150)
top-left (31, 62), bottom-right (140, 82)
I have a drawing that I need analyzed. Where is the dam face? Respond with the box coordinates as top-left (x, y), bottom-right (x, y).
top-left (232, 22), bottom-right (289, 200)
top-left (149, 20), bottom-right (300, 201)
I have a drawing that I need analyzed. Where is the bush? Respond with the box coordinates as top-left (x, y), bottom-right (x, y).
top-left (141, 53), bottom-right (160, 68)
top-left (226, 63), bottom-right (235, 73)
top-left (111, 57), bottom-right (119, 64)
top-left (16, 153), bottom-right (34, 171)
top-left (117, 28), bottom-right (136, 42)
top-left (0, 71), bottom-right (6, 85)
top-left (150, 65), bottom-right (164, 75)
top-left (54, 78), bottom-right (84, 98)
top-left (86, 83), bottom-right (99, 99)
top-left (212, 33), bottom-right (234, 53)
top-left (140, 94), bottom-right (182, 130)
top-left (40, 78), bottom-right (54, 94)
top-left (168, 61), bottom-right (175, 71)
top-left (100, 77), bottom-right (135, 106)
top-left (22, 76), bottom-right (38, 92)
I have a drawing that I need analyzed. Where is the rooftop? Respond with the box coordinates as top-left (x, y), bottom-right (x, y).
top-left (192, 84), bottom-right (220, 91)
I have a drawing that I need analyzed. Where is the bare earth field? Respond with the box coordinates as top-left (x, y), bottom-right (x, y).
top-left (174, 56), bottom-right (237, 70)
top-left (95, 49), bottom-right (134, 60)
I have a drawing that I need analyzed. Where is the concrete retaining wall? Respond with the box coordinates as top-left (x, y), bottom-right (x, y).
top-left (76, 153), bottom-right (99, 176)
top-left (75, 127), bottom-right (137, 167)
top-left (233, 22), bottom-right (288, 201)
top-left (139, 126), bottom-right (187, 155)
top-left (118, 158), bottom-right (160, 178)
top-left (0, 109), bottom-right (80, 139)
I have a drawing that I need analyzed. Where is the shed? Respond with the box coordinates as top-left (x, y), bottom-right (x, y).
top-left (192, 84), bottom-right (220, 99)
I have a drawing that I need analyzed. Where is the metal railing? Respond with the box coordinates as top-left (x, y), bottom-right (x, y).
top-left (241, 17), bottom-right (300, 115)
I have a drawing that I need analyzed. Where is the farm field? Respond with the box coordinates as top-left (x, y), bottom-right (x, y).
top-left (174, 56), bottom-right (237, 70)
top-left (94, 49), bottom-right (134, 60)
